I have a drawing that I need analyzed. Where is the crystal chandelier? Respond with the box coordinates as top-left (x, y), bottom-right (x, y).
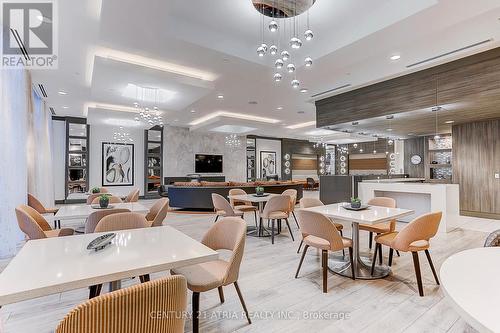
top-left (113, 126), bottom-right (133, 142)
top-left (133, 86), bottom-right (164, 127)
top-left (253, 0), bottom-right (315, 90)
top-left (225, 134), bottom-right (242, 148)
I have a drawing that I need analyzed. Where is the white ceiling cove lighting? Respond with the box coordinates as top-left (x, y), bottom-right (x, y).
top-left (286, 120), bottom-right (316, 129)
top-left (305, 129), bottom-right (335, 136)
top-left (122, 84), bottom-right (176, 103)
top-left (211, 125), bottom-right (256, 134)
top-left (189, 111), bottom-right (280, 126)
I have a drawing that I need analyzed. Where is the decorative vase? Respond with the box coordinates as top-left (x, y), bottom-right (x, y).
top-left (99, 196), bottom-right (109, 208)
top-left (351, 201), bottom-right (361, 209)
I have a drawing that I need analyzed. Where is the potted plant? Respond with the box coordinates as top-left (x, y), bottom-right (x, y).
top-left (255, 186), bottom-right (265, 196)
top-left (99, 194), bottom-right (110, 208)
top-left (350, 197), bottom-right (361, 209)
top-left (91, 187), bottom-right (101, 194)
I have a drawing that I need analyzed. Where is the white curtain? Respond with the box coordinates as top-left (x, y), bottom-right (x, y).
top-left (0, 69), bottom-right (30, 258)
top-left (27, 89), bottom-right (55, 206)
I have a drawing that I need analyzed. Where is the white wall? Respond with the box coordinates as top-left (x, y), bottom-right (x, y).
top-left (89, 125), bottom-right (144, 196)
top-left (52, 120), bottom-right (66, 201)
top-left (0, 69), bottom-right (29, 258)
top-left (256, 138), bottom-right (282, 179)
top-left (163, 126), bottom-right (246, 182)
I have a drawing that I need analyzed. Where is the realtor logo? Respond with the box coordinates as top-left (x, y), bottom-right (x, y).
top-left (1, 0), bottom-right (58, 68)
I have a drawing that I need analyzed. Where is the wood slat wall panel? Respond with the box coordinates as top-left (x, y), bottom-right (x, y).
top-left (452, 119), bottom-right (500, 216)
top-left (404, 137), bottom-right (425, 178)
top-left (292, 158), bottom-right (317, 170)
top-left (349, 158), bottom-right (387, 170)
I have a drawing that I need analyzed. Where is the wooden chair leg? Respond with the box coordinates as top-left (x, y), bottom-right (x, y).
top-left (213, 215), bottom-right (219, 223)
top-left (297, 239), bottom-right (303, 254)
top-left (295, 245), bottom-right (309, 278)
top-left (234, 282), bottom-right (251, 324)
top-left (322, 250), bottom-right (328, 293)
top-left (278, 219), bottom-right (281, 233)
top-left (425, 249), bottom-right (440, 285)
top-left (388, 248), bottom-right (394, 266)
top-left (254, 211), bottom-right (258, 228)
top-left (292, 211), bottom-right (299, 228)
top-left (377, 234), bottom-right (383, 264)
top-left (412, 252), bottom-right (424, 297)
top-left (371, 243), bottom-right (379, 275)
top-left (368, 231), bottom-right (373, 249)
top-left (396, 250), bottom-right (401, 257)
top-left (348, 247), bottom-right (355, 280)
top-left (271, 220), bottom-right (275, 244)
top-left (340, 230), bottom-right (345, 257)
top-left (192, 292), bottom-right (200, 333)
top-left (284, 218), bottom-right (294, 241)
top-left (218, 286), bottom-right (225, 303)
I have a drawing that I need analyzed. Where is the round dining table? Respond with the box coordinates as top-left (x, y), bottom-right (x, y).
top-left (440, 247), bottom-right (500, 333)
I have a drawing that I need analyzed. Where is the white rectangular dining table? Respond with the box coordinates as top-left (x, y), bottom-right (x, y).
top-left (55, 202), bottom-right (149, 221)
top-left (301, 203), bottom-right (414, 280)
top-left (0, 226), bottom-right (218, 306)
top-left (228, 193), bottom-right (279, 237)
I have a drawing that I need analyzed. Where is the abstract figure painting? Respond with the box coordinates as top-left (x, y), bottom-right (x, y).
top-left (260, 151), bottom-right (277, 178)
top-left (102, 143), bottom-right (134, 186)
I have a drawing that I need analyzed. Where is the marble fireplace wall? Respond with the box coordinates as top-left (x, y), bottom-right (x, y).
top-left (163, 126), bottom-right (246, 182)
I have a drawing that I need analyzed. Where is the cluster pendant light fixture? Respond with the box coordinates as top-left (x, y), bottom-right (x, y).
top-left (253, 0), bottom-right (316, 90)
top-left (133, 86), bottom-right (164, 127)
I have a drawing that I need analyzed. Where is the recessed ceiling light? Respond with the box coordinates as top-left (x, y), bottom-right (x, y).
top-left (58, 90), bottom-right (68, 95)
top-left (300, 88), bottom-right (308, 93)
top-left (190, 110), bottom-right (196, 113)
top-left (407, 133), bottom-right (415, 136)
top-left (217, 94), bottom-right (224, 99)
top-left (444, 120), bottom-right (455, 124)
top-left (276, 106), bottom-right (283, 110)
top-left (386, 128), bottom-right (393, 131)
top-left (62, 106), bottom-right (69, 109)
top-left (390, 54), bottom-right (401, 61)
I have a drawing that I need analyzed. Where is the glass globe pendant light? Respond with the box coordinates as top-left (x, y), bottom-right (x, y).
top-left (275, 58), bottom-right (284, 69)
top-left (304, 29), bottom-right (314, 41)
top-left (291, 79), bottom-right (300, 88)
top-left (270, 45), bottom-right (278, 55)
top-left (281, 50), bottom-right (290, 61)
top-left (274, 73), bottom-right (282, 82)
top-left (268, 20), bottom-right (278, 32)
top-left (290, 37), bottom-right (302, 49)
top-left (257, 46), bottom-right (265, 57)
top-left (305, 57), bottom-right (313, 67)
top-left (287, 63), bottom-right (295, 73)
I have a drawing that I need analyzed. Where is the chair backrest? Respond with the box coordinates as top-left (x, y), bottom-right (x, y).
top-left (392, 212), bottom-right (442, 251)
top-left (296, 210), bottom-right (345, 251)
top-left (85, 209), bottom-right (131, 234)
top-left (201, 217), bottom-right (246, 285)
top-left (484, 230), bottom-right (500, 247)
top-left (228, 188), bottom-right (251, 207)
top-left (299, 197), bottom-right (324, 208)
top-left (27, 193), bottom-right (47, 214)
top-left (211, 193), bottom-right (236, 215)
top-left (281, 189), bottom-right (297, 212)
top-left (261, 195), bottom-right (290, 218)
top-left (146, 198), bottom-right (169, 227)
top-left (86, 193), bottom-right (102, 205)
top-left (94, 212), bottom-right (148, 233)
top-left (15, 205), bottom-right (52, 240)
top-left (367, 197), bottom-right (397, 231)
top-left (91, 196), bottom-right (123, 205)
top-left (124, 189), bottom-right (140, 203)
top-left (56, 275), bottom-right (187, 333)
top-left (99, 187), bottom-right (109, 193)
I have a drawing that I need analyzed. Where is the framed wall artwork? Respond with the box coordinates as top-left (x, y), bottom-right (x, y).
top-left (260, 151), bottom-right (277, 178)
top-left (102, 142), bottom-right (134, 186)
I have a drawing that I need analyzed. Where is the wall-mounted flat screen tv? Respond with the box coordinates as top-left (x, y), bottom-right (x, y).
top-left (195, 154), bottom-right (223, 173)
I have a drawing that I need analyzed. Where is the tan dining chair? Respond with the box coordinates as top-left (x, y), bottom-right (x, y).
top-left (371, 211), bottom-right (442, 296)
top-left (298, 198), bottom-right (345, 255)
top-left (261, 195), bottom-right (294, 244)
top-left (295, 210), bottom-right (355, 293)
top-left (86, 193), bottom-right (102, 205)
top-left (85, 208), bottom-right (131, 234)
top-left (145, 198), bottom-right (169, 227)
top-left (91, 212), bottom-right (150, 298)
top-left (15, 205), bottom-right (74, 240)
top-left (282, 188), bottom-right (299, 228)
top-left (212, 193), bottom-right (243, 223)
top-left (229, 189), bottom-right (258, 227)
top-left (124, 188), bottom-right (140, 202)
top-left (171, 217), bottom-right (250, 333)
top-left (91, 195), bottom-right (123, 205)
top-left (27, 193), bottom-right (60, 229)
top-left (56, 275), bottom-right (188, 333)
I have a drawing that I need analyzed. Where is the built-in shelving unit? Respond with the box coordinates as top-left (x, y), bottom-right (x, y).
top-left (425, 133), bottom-right (453, 183)
top-left (144, 126), bottom-right (163, 199)
top-left (246, 137), bottom-right (256, 182)
top-left (65, 118), bottom-right (89, 202)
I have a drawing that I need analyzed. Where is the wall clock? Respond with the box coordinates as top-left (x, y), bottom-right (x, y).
top-left (410, 154), bottom-right (422, 165)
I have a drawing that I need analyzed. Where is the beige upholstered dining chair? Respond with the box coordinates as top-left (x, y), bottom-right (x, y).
top-left (212, 193), bottom-right (243, 223)
top-left (282, 188), bottom-right (299, 228)
top-left (171, 217), bottom-right (250, 333)
top-left (91, 195), bottom-right (123, 205)
top-left (371, 211), bottom-right (442, 296)
top-left (145, 198), bottom-right (169, 227)
top-left (261, 195), bottom-right (294, 244)
top-left (56, 275), bottom-right (188, 333)
top-left (98, 187), bottom-right (109, 193)
top-left (229, 189), bottom-right (258, 227)
top-left (124, 188), bottom-right (140, 202)
top-left (298, 198), bottom-right (345, 255)
top-left (86, 193), bottom-right (102, 205)
top-left (85, 208), bottom-right (130, 234)
top-left (27, 193), bottom-right (60, 229)
top-left (295, 210), bottom-right (355, 293)
top-left (359, 197), bottom-right (397, 251)
top-left (15, 205), bottom-right (74, 240)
